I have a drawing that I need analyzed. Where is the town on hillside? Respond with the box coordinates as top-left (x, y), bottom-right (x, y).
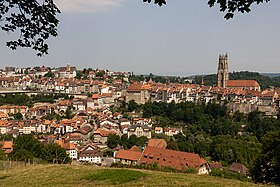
top-left (0, 55), bottom-right (279, 179)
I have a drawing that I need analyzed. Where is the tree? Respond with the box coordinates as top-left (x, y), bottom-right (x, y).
top-left (9, 134), bottom-right (44, 161)
top-left (63, 108), bottom-right (73, 119)
top-left (127, 100), bottom-right (139, 112)
top-left (1, 1), bottom-right (271, 54)
top-left (251, 131), bottom-right (280, 185)
top-left (107, 134), bottom-right (121, 149)
top-left (43, 143), bottom-right (71, 164)
top-left (0, 149), bottom-right (7, 161)
top-left (143, 0), bottom-right (271, 19)
top-left (44, 70), bottom-right (54, 78)
top-left (120, 134), bottom-right (130, 149)
top-left (128, 134), bottom-right (138, 149)
top-left (136, 136), bottom-right (148, 148)
top-left (9, 134), bottom-right (71, 164)
top-left (0, 0), bottom-right (60, 56)
top-left (13, 112), bottom-right (23, 120)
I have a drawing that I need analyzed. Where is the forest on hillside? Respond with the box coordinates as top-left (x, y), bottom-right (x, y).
top-left (112, 101), bottom-right (280, 184)
top-left (131, 71), bottom-right (280, 89)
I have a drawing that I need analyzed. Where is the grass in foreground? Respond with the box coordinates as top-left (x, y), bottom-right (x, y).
top-left (0, 164), bottom-right (274, 187)
top-left (83, 169), bottom-right (147, 184)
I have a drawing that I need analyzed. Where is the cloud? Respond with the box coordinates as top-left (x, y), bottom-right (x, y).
top-left (54, 0), bottom-right (126, 13)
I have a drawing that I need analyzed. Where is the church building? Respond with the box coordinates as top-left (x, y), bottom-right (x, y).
top-left (217, 54), bottom-right (261, 91)
top-left (217, 54), bottom-right (229, 88)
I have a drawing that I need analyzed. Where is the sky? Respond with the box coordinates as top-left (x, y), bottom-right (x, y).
top-left (0, 0), bottom-right (280, 76)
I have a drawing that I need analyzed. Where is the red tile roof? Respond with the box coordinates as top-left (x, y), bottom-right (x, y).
top-left (2, 141), bottom-right (13, 150)
top-left (130, 145), bottom-right (141, 152)
top-left (147, 139), bottom-right (167, 149)
top-left (227, 80), bottom-right (260, 88)
top-left (92, 94), bottom-right (99, 99)
top-left (115, 149), bottom-right (142, 161)
top-left (140, 147), bottom-right (207, 171)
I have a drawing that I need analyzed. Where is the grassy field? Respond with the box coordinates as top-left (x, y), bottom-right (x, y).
top-left (0, 164), bottom-right (271, 187)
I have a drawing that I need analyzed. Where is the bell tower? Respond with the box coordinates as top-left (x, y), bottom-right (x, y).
top-left (217, 53), bottom-right (229, 88)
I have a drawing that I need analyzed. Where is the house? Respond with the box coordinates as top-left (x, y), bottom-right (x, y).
top-left (209, 162), bottom-right (223, 170)
top-left (72, 98), bottom-right (86, 111)
top-left (0, 105), bottom-right (28, 115)
top-left (132, 117), bottom-right (152, 127)
top-left (0, 112), bottom-right (9, 120)
top-left (259, 90), bottom-right (278, 106)
top-left (139, 147), bottom-right (210, 175)
top-left (164, 127), bottom-right (182, 137)
top-left (78, 144), bottom-right (102, 164)
top-left (57, 64), bottom-right (77, 78)
top-left (126, 83), bottom-right (151, 104)
top-left (114, 147), bottom-right (142, 165)
top-left (64, 133), bottom-right (84, 145)
top-left (127, 124), bottom-right (151, 139)
top-left (65, 143), bottom-right (78, 160)
top-left (1, 141), bottom-right (13, 154)
top-left (228, 162), bottom-right (249, 176)
top-left (154, 127), bottom-right (163, 134)
top-left (57, 141), bottom-right (78, 160)
top-left (93, 128), bottom-right (117, 144)
top-left (0, 120), bottom-right (9, 134)
top-left (57, 99), bottom-right (72, 112)
top-left (119, 118), bottom-right (131, 127)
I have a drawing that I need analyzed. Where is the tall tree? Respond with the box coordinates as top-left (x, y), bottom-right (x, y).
top-left (43, 143), bottom-right (71, 164)
top-left (251, 131), bottom-right (280, 185)
top-left (9, 134), bottom-right (44, 161)
top-left (107, 134), bottom-right (121, 149)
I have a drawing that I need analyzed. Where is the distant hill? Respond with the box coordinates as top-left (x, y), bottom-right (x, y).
top-left (261, 73), bottom-right (280, 78)
top-left (193, 71), bottom-right (280, 89)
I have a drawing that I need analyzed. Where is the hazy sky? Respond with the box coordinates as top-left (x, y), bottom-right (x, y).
top-left (1, 0), bottom-right (279, 76)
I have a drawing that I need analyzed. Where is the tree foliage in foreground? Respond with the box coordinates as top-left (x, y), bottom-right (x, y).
top-left (0, 0), bottom-right (60, 56)
top-left (144, 0), bottom-right (271, 19)
top-left (9, 134), bottom-right (70, 164)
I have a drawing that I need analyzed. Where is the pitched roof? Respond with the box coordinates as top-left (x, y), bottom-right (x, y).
top-left (147, 139), bottom-right (167, 149)
top-left (127, 83), bottom-right (152, 92)
top-left (139, 147), bottom-right (207, 171)
top-left (92, 94), bottom-right (99, 99)
top-left (227, 80), bottom-right (260, 88)
top-left (127, 83), bottom-right (143, 92)
top-left (2, 141), bottom-right (13, 149)
top-left (115, 149), bottom-right (142, 161)
top-left (229, 162), bottom-right (249, 175)
top-left (63, 142), bottom-right (76, 150)
top-left (130, 145), bottom-right (141, 152)
top-left (209, 162), bottom-right (223, 169)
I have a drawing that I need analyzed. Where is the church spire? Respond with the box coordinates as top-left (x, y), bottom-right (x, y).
top-left (217, 53), bottom-right (229, 88)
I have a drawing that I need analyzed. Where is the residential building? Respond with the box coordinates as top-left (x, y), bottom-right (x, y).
top-left (127, 124), bottom-right (151, 139)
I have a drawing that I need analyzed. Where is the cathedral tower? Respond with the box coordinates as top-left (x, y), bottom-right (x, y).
top-left (217, 53), bottom-right (229, 88)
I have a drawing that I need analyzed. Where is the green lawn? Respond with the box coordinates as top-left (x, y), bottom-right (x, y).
top-left (0, 164), bottom-right (271, 187)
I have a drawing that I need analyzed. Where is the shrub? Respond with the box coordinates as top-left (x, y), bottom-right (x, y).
top-left (210, 168), bottom-right (250, 181)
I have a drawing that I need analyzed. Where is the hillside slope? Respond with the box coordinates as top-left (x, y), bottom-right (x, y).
top-left (0, 164), bottom-right (271, 187)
